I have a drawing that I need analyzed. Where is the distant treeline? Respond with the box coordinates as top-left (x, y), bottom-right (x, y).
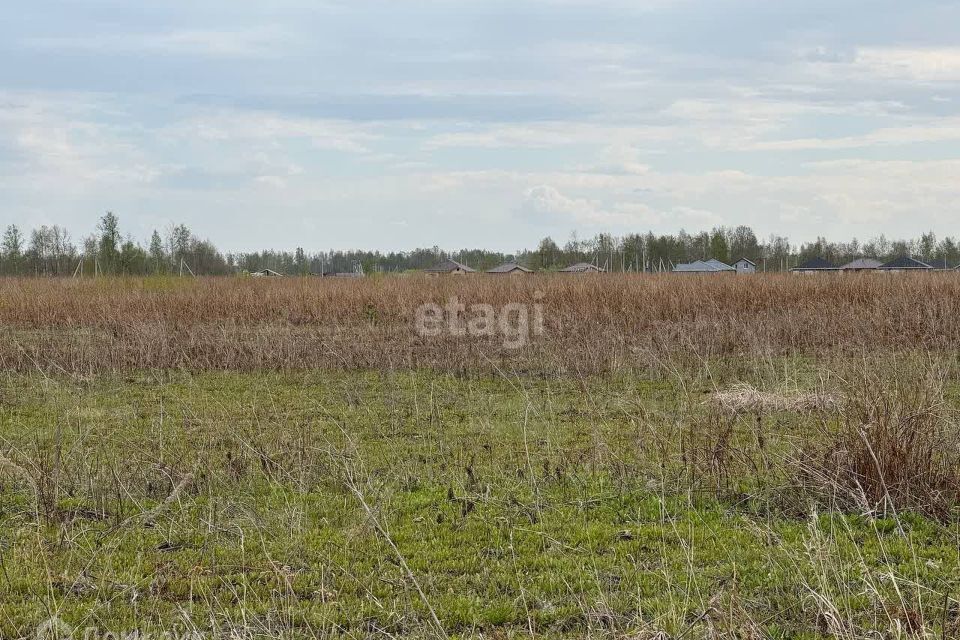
top-left (2, 213), bottom-right (958, 276)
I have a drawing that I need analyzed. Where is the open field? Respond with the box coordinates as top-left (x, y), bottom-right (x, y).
top-left (4, 275), bottom-right (960, 638)
top-left (3, 274), bottom-right (960, 374)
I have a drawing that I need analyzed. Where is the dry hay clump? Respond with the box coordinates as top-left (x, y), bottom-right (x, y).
top-left (707, 384), bottom-right (839, 415)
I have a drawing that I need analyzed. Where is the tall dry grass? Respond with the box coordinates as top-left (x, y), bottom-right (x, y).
top-left (691, 354), bottom-right (960, 521)
top-left (798, 362), bottom-right (960, 520)
top-left (2, 273), bottom-right (960, 373)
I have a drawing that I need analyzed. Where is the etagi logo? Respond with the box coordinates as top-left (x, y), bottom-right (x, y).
top-left (414, 293), bottom-right (546, 349)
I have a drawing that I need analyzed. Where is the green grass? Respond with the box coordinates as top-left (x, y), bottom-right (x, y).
top-left (2, 370), bottom-right (960, 638)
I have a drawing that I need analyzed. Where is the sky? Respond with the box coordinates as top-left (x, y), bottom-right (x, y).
top-left (1, 0), bottom-right (959, 252)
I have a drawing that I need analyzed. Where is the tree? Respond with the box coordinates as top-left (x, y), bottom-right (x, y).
top-left (938, 237), bottom-right (959, 269)
top-left (149, 230), bottom-right (165, 273)
top-left (709, 228), bottom-right (730, 264)
top-left (2, 224), bottom-right (23, 274)
top-left (798, 236), bottom-right (834, 264)
top-left (762, 235), bottom-right (791, 271)
top-left (29, 226), bottom-right (52, 275)
top-left (890, 239), bottom-right (912, 258)
top-left (98, 212), bottom-right (120, 272)
top-left (49, 225), bottom-right (74, 275)
top-left (729, 225), bottom-right (759, 261)
top-left (594, 233), bottom-right (617, 271)
top-left (168, 224), bottom-right (192, 269)
top-left (3, 224), bottom-right (23, 255)
top-left (622, 233), bottom-right (644, 271)
top-left (919, 231), bottom-right (937, 262)
top-left (563, 231), bottom-right (581, 255)
top-left (118, 236), bottom-right (148, 274)
top-left (294, 247), bottom-right (308, 275)
top-left (532, 237), bottom-right (560, 271)
top-left (185, 238), bottom-right (229, 275)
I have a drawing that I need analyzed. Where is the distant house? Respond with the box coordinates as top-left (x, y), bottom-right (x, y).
top-left (425, 259), bottom-right (476, 275)
top-left (732, 258), bottom-right (756, 274)
top-left (791, 258), bottom-right (838, 275)
top-left (672, 261), bottom-right (708, 273)
top-left (321, 262), bottom-right (365, 278)
top-left (840, 258), bottom-right (883, 272)
top-left (673, 259), bottom-right (736, 274)
top-left (879, 256), bottom-right (934, 273)
top-left (704, 259), bottom-right (736, 272)
top-left (251, 269), bottom-right (284, 277)
top-left (487, 262), bottom-right (533, 275)
top-left (559, 263), bottom-right (605, 274)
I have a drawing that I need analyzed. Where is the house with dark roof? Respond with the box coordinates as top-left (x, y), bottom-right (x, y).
top-left (487, 262), bottom-right (533, 275)
top-left (251, 268), bottom-right (284, 277)
top-left (322, 262), bottom-right (365, 278)
top-left (560, 263), bottom-right (605, 274)
top-left (878, 256), bottom-right (933, 272)
top-left (791, 258), bottom-right (838, 275)
top-left (673, 259), bottom-right (735, 274)
top-left (840, 258), bottom-right (883, 272)
top-left (425, 259), bottom-right (476, 275)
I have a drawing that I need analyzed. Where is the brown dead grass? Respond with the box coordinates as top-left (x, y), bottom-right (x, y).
top-left (797, 362), bottom-right (960, 519)
top-left (2, 272), bottom-right (960, 373)
top-left (695, 357), bottom-right (960, 520)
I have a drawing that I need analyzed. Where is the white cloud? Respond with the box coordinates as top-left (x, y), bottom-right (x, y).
top-left (166, 111), bottom-right (379, 154)
top-left (747, 117), bottom-right (960, 150)
top-left (0, 94), bottom-right (158, 190)
top-left (520, 185), bottom-right (715, 229)
top-left (522, 185), bottom-right (606, 223)
top-left (254, 175), bottom-right (288, 189)
top-left (582, 144), bottom-right (652, 175)
top-left (420, 97), bottom-right (920, 156)
top-left (854, 47), bottom-right (960, 82)
top-left (422, 124), bottom-right (611, 150)
top-left (375, 156), bottom-right (960, 240)
top-left (24, 27), bottom-right (295, 59)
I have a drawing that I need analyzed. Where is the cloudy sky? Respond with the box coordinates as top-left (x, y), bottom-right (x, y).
top-left (2, 0), bottom-right (959, 251)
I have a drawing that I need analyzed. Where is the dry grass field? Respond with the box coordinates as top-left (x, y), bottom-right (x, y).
top-left (3, 274), bottom-right (960, 638)
top-left (3, 273), bottom-right (960, 373)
